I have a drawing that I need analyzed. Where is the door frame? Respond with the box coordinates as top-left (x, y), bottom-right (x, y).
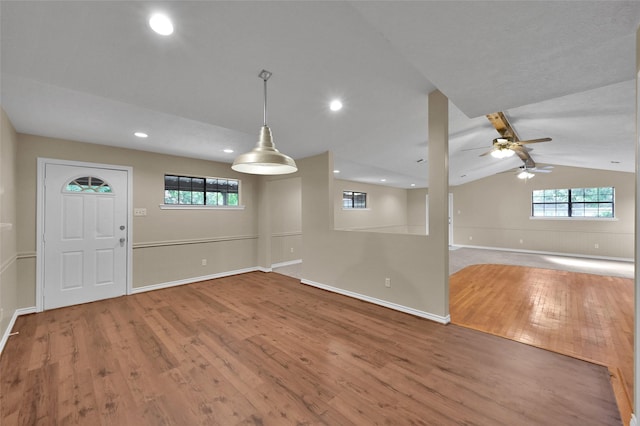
top-left (448, 193), bottom-right (454, 245)
top-left (36, 158), bottom-right (133, 312)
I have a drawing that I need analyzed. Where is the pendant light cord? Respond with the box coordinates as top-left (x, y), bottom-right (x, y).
top-left (263, 77), bottom-right (268, 126)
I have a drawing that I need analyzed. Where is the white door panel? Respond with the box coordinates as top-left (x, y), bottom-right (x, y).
top-left (62, 196), bottom-right (84, 239)
top-left (44, 164), bottom-right (128, 310)
top-left (96, 249), bottom-right (115, 285)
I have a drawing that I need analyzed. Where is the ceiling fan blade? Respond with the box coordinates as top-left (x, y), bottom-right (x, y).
top-left (486, 112), bottom-right (518, 139)
top-left (461, 146), bottom-right (489, 152)
top-left (531, 165), bottom-right (553, 173)
top-left (518, 137), bottom-right (552, 145)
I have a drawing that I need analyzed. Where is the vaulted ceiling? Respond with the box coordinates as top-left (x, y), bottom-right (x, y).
top-left (2, 1), bottom-right (639, 187)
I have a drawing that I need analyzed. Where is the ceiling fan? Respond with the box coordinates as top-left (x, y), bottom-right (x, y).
top-left (511, 164), bottom-right (554, 180)
top-left (479, 112), bottom-right (552, 169)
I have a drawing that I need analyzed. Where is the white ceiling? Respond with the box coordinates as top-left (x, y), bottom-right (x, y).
top-left (1, 1), bottom-right (639, 187)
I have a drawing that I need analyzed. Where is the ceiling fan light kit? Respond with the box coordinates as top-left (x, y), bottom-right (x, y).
top-left (490, 148), bottom-right (515, 159)
top-left (518, 170), bottom-right (535, 179)
top-left (482, 112), bottom-right (552, 176)
top-left (231, 70), bottom-right (297, 175)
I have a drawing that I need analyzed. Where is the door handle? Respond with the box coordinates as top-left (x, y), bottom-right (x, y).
top-left (119, 237), bottom-right (126, 246)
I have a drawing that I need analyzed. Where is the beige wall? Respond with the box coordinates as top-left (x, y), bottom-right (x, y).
top-left (452, 165), bottom-right (635, 259)
top-left (300, 91), bottom-right (449, 320)
top-left (300, 152), bottom-right (449, 320)
top-left (0, 108), bottom-right (19, 339)
top-left (407, 187), bottom-right (428, 233)
top-left (334, 179), bottom-right (408, 231)
top-left (267, 176), bottom-right (302, 265)
top-left (16, 134), bottom-right (261, 298)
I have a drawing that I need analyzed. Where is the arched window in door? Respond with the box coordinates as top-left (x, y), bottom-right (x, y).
top-left (64, 176), bottom-right (112, 193)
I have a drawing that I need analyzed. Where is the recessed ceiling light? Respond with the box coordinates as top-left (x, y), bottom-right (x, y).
top-left (333, 170), bottom-right (340, 174)
top-left (223, 149), bottom-right (234, 153)
top-left (380, 179), bottom-right (386, 182)
top-left (134, 132), bottom-right (148, 138)
top-left (149, 13), bottom-right (174, 36)
top-left (329, 100), bottom-right (343, 112)
top-left (410, 184), bottom-right (416, 187)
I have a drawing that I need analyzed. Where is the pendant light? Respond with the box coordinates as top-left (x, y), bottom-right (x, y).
top-left (232, 70), bottom-right (297, 175)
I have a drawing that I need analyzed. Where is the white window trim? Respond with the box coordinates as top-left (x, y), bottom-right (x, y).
top-left (529, 216), bottom-right (617, 221)
top-left (164, 174), bottom-right (241, 207)
top-left (531, 187), bottom-right (615, 221)
top-left (342, 207), bottom-right (371, 211)
top-left (159, 204), bottom-right (245, 210)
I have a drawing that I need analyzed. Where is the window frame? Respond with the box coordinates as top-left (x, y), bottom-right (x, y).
top-left (342, 190), bottom-right (368, 210)
top-left (161, 174), bottom-right (244, 210)
top-left (531, 187), bottom-right (615, 220)
top-left (64, 176), bottom-right (113, 194)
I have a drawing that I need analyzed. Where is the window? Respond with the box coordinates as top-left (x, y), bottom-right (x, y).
top-left (343, 191), bottom-right (367, 209)
top-left (164, 175), bottom-right (239, 206)
top-left (65, 176), bottom-right (112, 193)
top-left (532, 187), bottom-right (614, 218)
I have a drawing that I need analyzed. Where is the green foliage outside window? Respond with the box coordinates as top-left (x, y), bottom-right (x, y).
top-left (65, 176), bottom-right (112, 193)
top-left (532, 187), bottom-right (614, 218)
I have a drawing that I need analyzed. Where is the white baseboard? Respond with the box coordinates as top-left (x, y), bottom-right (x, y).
top-left (630, 414), bottom-right (637, 426)
top-left (131, 267), bottom-right (267, 294)
top-left (0, 307), bottom-right (37, 355)
top-left (453, 244), bottom-right (633, 263)
top-left (271, 259), bottom-right (302, 269)
top-left (300, 279), bottom-right (450, 325)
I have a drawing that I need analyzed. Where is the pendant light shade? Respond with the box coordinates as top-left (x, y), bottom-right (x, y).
top-left (232, 70), bottom-right (297, 175)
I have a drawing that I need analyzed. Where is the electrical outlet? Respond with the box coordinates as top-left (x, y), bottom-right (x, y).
top-left (201, 259), bottom-right (207, 266)
top-left (469, 236), bottom-right (473, 241)
top-left (134, 208), bottom-right (147, 216)
top-left (594, 243), bottom-right (599, 249)
top-left (519, 239), bottom-right (523, 244)
top-left (385, 278), bottom-right (391, 288)
top-left (290, 247), bottom-right (294, 253)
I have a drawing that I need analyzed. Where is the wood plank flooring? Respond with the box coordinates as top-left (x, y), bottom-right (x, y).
top-left (450, 264), bottom-right (633, 424)
top-left (2, 271), bottom-right (621, 425)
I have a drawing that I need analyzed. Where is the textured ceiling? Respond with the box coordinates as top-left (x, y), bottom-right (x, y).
top-left (1, 1), bottom-right (639, 187)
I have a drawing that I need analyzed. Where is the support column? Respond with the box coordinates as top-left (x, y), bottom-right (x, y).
top-left (428, 90), bottom-right (450, 313)
top-left (632, 25), bottom-right (639, 426)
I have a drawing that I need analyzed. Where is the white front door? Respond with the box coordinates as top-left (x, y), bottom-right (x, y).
top-left (43, 163), bottom-right (128, 310)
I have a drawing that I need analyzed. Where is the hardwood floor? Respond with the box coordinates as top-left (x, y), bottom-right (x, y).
top-left (2, 271), bottom-right (621, 425)
top-left (450, 264), bottom-right (633, 424)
